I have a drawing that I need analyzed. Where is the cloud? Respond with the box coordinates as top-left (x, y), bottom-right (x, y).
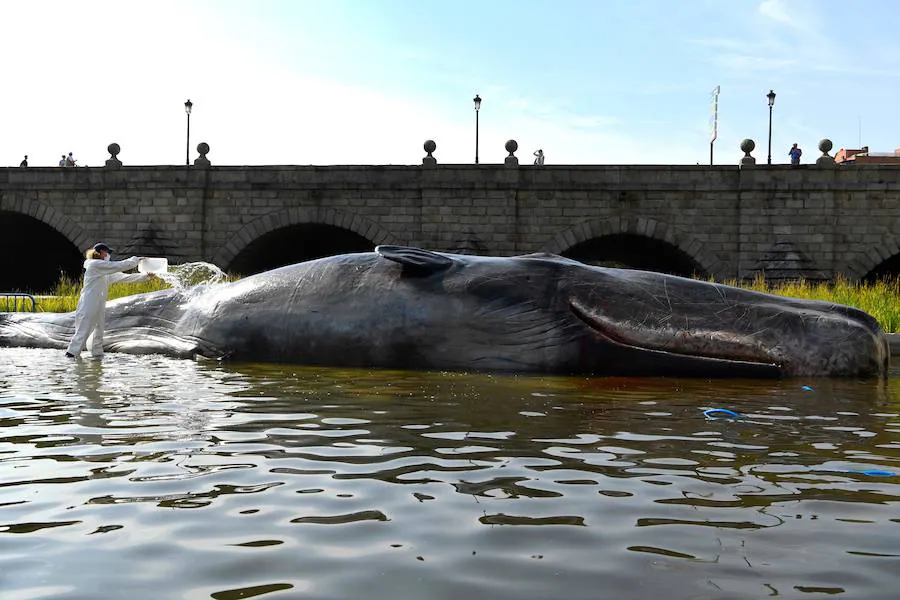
top-left (714, 54), bottom-right (798, 72)
top-left (692, 1), bottom-right (843, 78)
top-left (758, 0), bottom-right (795, 26)
top-left (691, 37), bottom-right (796, 72)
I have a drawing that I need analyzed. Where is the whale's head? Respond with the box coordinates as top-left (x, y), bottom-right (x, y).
top-left (560, 264), bottom-right (890, 378)
top-left (376, 246), bottom-right (889, 378)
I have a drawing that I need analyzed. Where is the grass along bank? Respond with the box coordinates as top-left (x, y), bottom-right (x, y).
top-left (29, 277), bottom-right (174, 313)
top-left (730, 276), bottom-right (900, 334)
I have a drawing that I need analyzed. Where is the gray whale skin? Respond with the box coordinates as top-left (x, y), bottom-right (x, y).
top-left (0, 246), bottom-right (890, 378)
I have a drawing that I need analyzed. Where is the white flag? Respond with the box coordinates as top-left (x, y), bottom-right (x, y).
top-left (709, 86), bottom-right (720, 143)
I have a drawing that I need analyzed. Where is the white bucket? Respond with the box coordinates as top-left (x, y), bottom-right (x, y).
top-left (138, 257), bottom-right (168, 274)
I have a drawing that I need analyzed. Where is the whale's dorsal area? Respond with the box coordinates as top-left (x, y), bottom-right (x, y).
top-left (376, 245), bottom-right (454, 272)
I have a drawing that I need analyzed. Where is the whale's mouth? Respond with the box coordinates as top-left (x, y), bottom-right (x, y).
top-left (568, 298), bottom-right (782, 377)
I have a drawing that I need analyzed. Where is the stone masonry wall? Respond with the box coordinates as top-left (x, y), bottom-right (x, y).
top-left (1, 161), bottom-right (900, 280)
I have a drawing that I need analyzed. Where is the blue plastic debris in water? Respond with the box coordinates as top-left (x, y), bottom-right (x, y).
top-left (830, 467), bottom-right (898, 477)
top-left (860, 469), bottom-right (897, 477)
top-left (801, 385), bottom-right (814, 392)
top-left (704, 408), bottom-right (741, 419)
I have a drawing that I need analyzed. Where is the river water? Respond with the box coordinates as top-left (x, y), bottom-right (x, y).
top-left (1, 347), bottom-right (898, 599)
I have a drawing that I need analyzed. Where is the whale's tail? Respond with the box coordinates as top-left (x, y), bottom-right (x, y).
top-left (0, 288), bottom-right (196, 357)
top-left (0, 310), bottom-right (75, 350)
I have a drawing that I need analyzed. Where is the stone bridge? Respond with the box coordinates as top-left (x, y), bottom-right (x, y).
top-left (2, 141), bottom-right (900, 292)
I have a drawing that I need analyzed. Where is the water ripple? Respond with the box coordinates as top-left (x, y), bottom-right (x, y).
top-left (0, 348), bottom-right (898, 599)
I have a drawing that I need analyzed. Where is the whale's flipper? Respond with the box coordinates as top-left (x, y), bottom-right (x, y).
top-left (375, 245), bottom-right (454, 274)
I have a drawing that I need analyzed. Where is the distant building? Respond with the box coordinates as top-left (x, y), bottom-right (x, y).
top-left (835, 146), bottom-right (900, 164)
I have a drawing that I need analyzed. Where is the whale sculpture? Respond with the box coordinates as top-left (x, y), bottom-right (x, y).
top-left (0, 246), bottom-right (890, 378)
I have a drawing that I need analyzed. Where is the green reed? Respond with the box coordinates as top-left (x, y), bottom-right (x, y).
top-left (23, 276), bottom-right (176, 314)
top-left (725, 275), bottom-right (900, 333)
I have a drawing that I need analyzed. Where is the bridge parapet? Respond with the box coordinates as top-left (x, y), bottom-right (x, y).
top-left (1, 139), bottom-right (899, 289)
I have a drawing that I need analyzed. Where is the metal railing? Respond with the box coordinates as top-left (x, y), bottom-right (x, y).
top-left (1, 293), bottom-right (37, 312)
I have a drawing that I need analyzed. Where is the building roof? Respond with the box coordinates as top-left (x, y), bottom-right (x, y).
top-left (835, 146), bottom-right (900, 164)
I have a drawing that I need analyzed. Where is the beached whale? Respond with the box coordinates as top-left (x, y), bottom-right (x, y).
top-left (0, 246), bottom-right (890, 378)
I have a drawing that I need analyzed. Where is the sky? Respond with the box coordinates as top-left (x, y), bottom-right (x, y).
top-left (2, 0), bottom-right (899, 167)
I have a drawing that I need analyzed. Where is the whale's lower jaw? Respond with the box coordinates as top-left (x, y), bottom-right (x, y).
top-left (568, 299), bottom-right (783, 377)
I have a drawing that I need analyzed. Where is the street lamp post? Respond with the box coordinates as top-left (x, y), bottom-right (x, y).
top-left (766, 89), bottom-right (776, 165)
top-left (473, 94), bottom-right (481, 164)
top-left (184, 99), bottom-right (193, 166)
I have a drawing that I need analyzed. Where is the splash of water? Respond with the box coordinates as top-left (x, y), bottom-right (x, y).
top-left (157, 262), bottom-right (226, 294)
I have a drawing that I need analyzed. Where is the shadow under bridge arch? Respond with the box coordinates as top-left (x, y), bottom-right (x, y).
top-left (850, 237), bottom-right (900, 283)
top-left (0, 210), bottom-right (85, 293)
top-left (545, 219), bottom-right (719, 278)
top-left (225, 223), bottom-right (382, 276)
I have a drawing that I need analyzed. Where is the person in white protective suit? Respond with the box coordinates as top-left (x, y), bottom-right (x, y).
top-left (65, 243), bottom-right (153, 358)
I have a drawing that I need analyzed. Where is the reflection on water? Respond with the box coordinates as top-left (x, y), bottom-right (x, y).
top-left (1, 347), bottom-right (898, 599)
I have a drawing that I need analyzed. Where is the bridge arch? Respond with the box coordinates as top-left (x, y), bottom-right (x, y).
top-left (843, 237), bottom-right (900, 282)
top-left (0, 201), bottom-right (92, 292)
top-left (213, 207), bottom-right (400, 274)
top-left (543, 217), bottom-right (723, 278)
